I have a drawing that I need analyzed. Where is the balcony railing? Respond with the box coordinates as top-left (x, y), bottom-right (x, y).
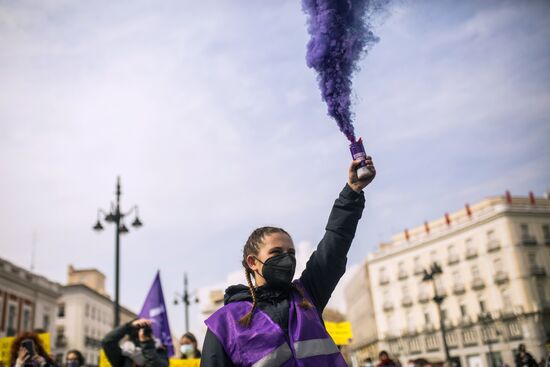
top-left (383, 301), bottom-right (394, 312)
top-left (465, 248), bottom-right (478, 260)
top-left (418, 292), bottom-right (430, 304)
top-left (447, 254), bottom-right (460, 265)
top-left (471, 277), bottom-right (485, 290)
top-left (379, 276), bottom-right (390, 286)
top-left (452, 283), bottom-right (466, 295)
top-left (521, 235), bottom-right (537, 246)
top-left (494, 271), bottom-right (509, 285)
top-left (487, 240), bottom-right (501, 252)
top-left (531, 265), bottom-right (547, 277)
top-left (398, 270), bottom-right (408, 281)
top-left (462, 328), bottom-right (479, 347)
top-left (401, 296), bottom-right (413, 308)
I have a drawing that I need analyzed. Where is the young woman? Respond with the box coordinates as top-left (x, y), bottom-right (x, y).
top-left (201, 158), bottom-right (375, 367)
top-left (10, 332), bottom-right (57, 367)
top-left (179, 332), bottom-right (201, 359)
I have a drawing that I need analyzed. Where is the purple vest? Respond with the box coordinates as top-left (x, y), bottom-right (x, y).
top-left (205, 281), bottom-right (348, 367)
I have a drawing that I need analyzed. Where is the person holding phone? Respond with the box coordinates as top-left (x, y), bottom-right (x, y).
top-left (10, 333), bottom-right (56, 367)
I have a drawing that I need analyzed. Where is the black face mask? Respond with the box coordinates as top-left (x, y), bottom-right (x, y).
top-left (256, 253), bottom-right (296, 288)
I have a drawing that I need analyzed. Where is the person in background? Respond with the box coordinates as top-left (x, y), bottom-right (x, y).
top-left (179, 332), bottom-right (201, 359)
top-left (515, 344), bottom-right (537, 367)
top-left (65, 350), bottom-right (84, 367)
top-left (101, 318), bottom-right (168, 367)
top-left (10, 332), bottom-right (57, 367)
top-left (363, 357), bottom-right (374, 367)
top-left (377, 351), bottom-right (398, 367)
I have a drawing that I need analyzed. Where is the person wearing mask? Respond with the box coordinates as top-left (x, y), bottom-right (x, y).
top-left (377, 351), bottom-right (398, 367)
top-left (200, 159), bottom-right (375, 366)
top-left (515, 344), bottom-right (537, 367)
top-left (363, 358), bottom-right (374, 367)
top-left (101, 318), bottom-right (168, 367)
top-left (65, 351), bottom-right (84, 367)
top-left (10, 333), bottom-right (57, 367)
top-left (179, 332), bottom-right (201, 359)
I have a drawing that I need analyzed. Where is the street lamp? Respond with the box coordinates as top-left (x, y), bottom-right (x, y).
top-left (174, 273), bottom-right (199, 333)
top-left (422, 262), bottom-right (452, 364)
top-left (93, 176), bottom-right (143, 327)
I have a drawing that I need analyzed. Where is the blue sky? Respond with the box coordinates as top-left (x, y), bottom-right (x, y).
top-left (1, 0), bottom-right (549, 345)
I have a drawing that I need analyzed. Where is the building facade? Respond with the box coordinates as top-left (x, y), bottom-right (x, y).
top-left (346, 193), bottom-right (550, 367)
top-left (55, 266), bottom-right (136, 367)
top-left (0, 257), bottom-right (61, 339)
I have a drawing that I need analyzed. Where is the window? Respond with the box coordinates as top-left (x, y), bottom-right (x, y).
top-left (406, 311), bottom-right (415, 332)
top-left (7, 304), bottom-right (17, 331)
top-left (479, 299), bottom-right (487, 313)
top-left (430, 250), bottom-right (438, 265)
top-left (441, 308), bottom-right (447, 321)
top-left (501, 288), bottom-right (512, 310)
top-left (453, 271), bottom-right (461, 283)
top-left (543, 225), bottom-right (550, 239)
top-left (472, 265), bottom-right (480, 278)
top-left (22, 309), bottom-right (31, 331)
top-left (43, 314), bottom-right (50, 331)
top-left (85, 326), bottom-right (89, 336)
top-left (58, 303), bottom-right (65, 318)
top-left (85, 304), bottom-right (90, 317)
top-left (402, 285), bottom-right (409, 296)
top-left (537, 281), bottom-right (547, 303)
top-left (91, 306), bottom-right (96, 320)
top-left (487, 230), bottom-right (495, 240)
top-left (520, 224), bottom-right (529, 237)
top-left (493, 258), bottom-right (503, 272)
top-left (527, 253), bottom-right (537, 266)
top-left (424, 311), bottom-right (431, 324)
top-left (460, 303), bottom-right (467, 317)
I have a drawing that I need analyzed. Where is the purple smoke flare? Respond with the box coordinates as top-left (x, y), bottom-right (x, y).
top-left (302, 0), bottom-right (384, 142)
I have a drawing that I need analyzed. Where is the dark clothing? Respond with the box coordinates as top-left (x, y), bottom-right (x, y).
top-left (200, 184), bottom-right (365, 367)
top-left (515, 352), bottom-right (537, 367)
top-left (181, 350), bottom-right (201, 359)
top-left (378, 360), bottom-right (399, 367)
top-left (101, 322), bottom-right (168, 367)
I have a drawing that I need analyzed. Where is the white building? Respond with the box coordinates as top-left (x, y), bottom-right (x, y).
top-left (55, 266), bottom-right (137, 367)
top-left (346, 192), bottom-right (550, 367)
top-left (0, 257), bottom-right (60, 339)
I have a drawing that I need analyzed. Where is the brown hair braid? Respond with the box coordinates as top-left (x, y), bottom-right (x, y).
top-left (238, 226), bottom-right (312, 327)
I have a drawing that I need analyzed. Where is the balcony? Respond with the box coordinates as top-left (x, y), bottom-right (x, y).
top-left (398, 270), bottom-right (408, 281)
top-left (447, 254), bottom-right (460, 266)
top-left (487, 240), bottom-right (501, 252)
top-left (462, 328), bottom-right (479, 347)
top-left (383, 301), bottom-right (394, 312)
top-left (494, 271), bottom-right (510, 285)
top-left (452, 283), bottom-right (466, 295)
top-left (401, 296), bottom-right (413, 308)
top-left (445, 331), bottom-right (459, 349)
top-left (531, 265), bottom-right (547, 277)
top-left (379, 276), bottom-right (390, 286)
top-left (55, 335), bottom-right (67, 348)
top-left (418, 292), bottom-right (431, 304)
top-left (471, 277), bottom-right (485, 290)
top-left (465, 248), bottom-right (478, 260)
top-left (521, 235), bottom-right (537, 246)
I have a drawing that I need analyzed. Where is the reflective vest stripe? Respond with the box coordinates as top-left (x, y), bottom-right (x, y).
top-left (252, 343), bottom-right (293, 367)
top-left (294, 338), bottom-right (340, 359)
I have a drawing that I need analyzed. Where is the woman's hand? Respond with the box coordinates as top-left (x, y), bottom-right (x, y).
top-left (16, 347), bottom-right (29, 367)
top-left (348, 157), bottom-right (376, 193)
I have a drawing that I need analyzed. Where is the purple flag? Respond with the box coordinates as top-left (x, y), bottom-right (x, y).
top-left (139, 271), bottom-right (174, 356)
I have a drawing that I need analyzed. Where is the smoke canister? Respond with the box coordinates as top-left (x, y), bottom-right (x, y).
top-left (349, 138), bottom-right (372, 180)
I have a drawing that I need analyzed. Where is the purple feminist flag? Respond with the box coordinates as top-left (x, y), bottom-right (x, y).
top-left (139, 271), bottom-right (174, 356)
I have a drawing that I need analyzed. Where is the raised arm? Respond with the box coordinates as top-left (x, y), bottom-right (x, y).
top-left (300, 158), bottom-right (375, 312)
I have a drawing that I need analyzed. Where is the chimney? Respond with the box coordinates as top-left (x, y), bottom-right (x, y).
top-left (529, 191), bottom-right (536, 206)
top-left (505, 190), bottom-right (512, 204)
top-left (424, 221), bottom-right (430, 234)
top-left (445, 213), bottom-right (451, 226)
top-left (404, 229), bottom-right (410, 241)
top-left (465, 204), bottom-right (472, 218)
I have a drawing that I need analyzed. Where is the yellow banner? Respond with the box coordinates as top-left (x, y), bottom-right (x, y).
top-left (99, 350), bottom-right (199, 367)
top-left (0, 333), bottom-right (51, 367)
top-left (325, 321), bottom-right (353, 345)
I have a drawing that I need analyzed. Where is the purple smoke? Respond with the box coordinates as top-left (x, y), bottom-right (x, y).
top-left (302, 0), bottom-right (384, 142)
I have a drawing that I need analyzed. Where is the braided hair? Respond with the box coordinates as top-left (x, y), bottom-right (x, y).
top-left (239, 226), bottom-right (312, 327)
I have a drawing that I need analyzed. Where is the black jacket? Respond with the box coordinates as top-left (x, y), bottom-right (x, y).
top-left (101, 322), bottom-right (169, 367)
top-left (200, 184), bottom-right (365, 367)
